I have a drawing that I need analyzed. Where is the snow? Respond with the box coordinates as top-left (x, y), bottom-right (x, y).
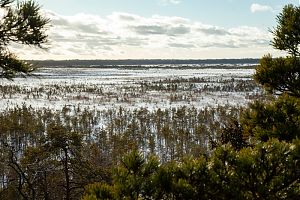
top-left (0, 65), bottom-right (260, 111)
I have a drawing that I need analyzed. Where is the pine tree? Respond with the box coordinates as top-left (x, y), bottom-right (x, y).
top-left (0, 0), bottom-right (49, 78)
top-left (221, 4), bottom-right (300, 144)
top-left (254, 4), bottom-right (300, 97)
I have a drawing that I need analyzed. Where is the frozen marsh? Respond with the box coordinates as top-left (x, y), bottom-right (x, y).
top-left (0, 64), bottom-right (263, 111)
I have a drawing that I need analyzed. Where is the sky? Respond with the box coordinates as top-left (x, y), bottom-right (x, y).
top-left (9, 0), bottom-right (300, 60)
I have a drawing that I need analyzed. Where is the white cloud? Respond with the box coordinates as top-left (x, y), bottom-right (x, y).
top-left (9, 10), bottom-right (275, 60)
top-left (250, 3), bottom-right (274, 13)
top-left (159, 0), bottom-right (181, 6)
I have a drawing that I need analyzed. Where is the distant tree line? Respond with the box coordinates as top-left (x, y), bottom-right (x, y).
top-left (30, 58), bottom-right (259, 68)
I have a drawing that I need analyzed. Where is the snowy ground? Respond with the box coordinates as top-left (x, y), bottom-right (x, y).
top-left (0, 65), bottom-right (262, 111)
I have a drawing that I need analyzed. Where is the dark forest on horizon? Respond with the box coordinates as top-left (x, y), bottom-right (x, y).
top-left (29, 58), bottom-right (259, 67)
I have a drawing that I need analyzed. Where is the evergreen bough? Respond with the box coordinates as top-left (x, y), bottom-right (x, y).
top-left (0, 0), bottom-right (49, 79)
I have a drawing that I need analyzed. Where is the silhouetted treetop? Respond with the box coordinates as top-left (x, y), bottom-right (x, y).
top-left (0, 0), bottom-right (49, 78)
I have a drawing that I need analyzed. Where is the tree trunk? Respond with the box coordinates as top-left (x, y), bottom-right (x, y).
top-left (63, 148), bottom-right (70, 200)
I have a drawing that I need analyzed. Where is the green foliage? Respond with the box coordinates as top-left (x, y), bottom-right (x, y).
top-left (272, 4), bottom-right (300, 56)
top-left (83, 140), bottom-right (300, 199)
top-left (211, 5), bottom-right (300, 198)
top-left (242, 95), bottom-right (300, 142)
top-left (220, 118), bottom-right (248, 150)
top-left (254, 55), bottom-right (300, 97)
top-left (113, 151), bottom-right (159, 199)
top-left (0, 52), bottom-right (35, 79)
top-left (241, 4), bottom-right (300, 145)
top-left (204, 4), bottom-right (300, 189)
top-left (46, 121), bottom-right (83, 152)
top-left (210, 139), bottom-right (300, 199)
top-left (0, 0), bottom-right (49, 78)
top-left (166, 156), bottom-right (210, 199)
top-left (83, 183), bottom-right (115, 200)
top-left (83, 151), bottom-right (160, 200)
top-left (254, 4), bottom-right (300, 97)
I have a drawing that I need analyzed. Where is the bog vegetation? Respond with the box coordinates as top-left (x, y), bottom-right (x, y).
top-left (0, 1), bottom-right (300, 200)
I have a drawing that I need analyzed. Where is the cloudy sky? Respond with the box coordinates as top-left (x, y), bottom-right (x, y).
top-left (11, 0), bottom-right (300, 60)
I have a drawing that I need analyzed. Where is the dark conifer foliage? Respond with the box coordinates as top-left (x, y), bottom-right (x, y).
top-left (272, 4), bottom-right (300, 56)
top-left (0, 0), bottom-right (49, 78)
top-left (255, 4), bottom-right (300, 97)
top-left (83, 140), bottom-right (300, 199)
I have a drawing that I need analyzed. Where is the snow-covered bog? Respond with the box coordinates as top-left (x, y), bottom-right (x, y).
top-left (0, 65), bottom-right (262, 111)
